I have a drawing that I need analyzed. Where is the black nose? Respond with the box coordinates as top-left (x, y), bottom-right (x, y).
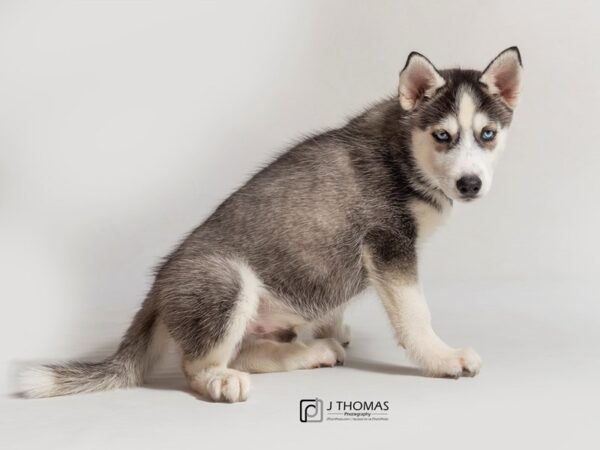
top-left (456, 175), bottom-right (482, 197)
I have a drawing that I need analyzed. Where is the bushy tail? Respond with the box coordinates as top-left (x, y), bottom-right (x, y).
top-left (20, 299), bottom-right (165, 398)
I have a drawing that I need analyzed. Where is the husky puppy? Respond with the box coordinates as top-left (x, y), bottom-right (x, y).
top-left (22, 47), bottom-right (522, 402)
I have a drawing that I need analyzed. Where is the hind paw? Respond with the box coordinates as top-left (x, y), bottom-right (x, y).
top-left (188, 367), bottom-right (250, 403)
top-left (338, 324), bottom-right (351, 347)
top-left (306, 338), bottom-right (346, 368)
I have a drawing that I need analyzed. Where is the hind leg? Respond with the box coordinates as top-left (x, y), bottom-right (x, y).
top-left (162, 258), bottom-right (260, 402)
top-left (313, 307), bottom-right (352, 347)
top-left (231, 337), bottom-right (345, 373)
top-left (182, 322), bottom-right (253, 403)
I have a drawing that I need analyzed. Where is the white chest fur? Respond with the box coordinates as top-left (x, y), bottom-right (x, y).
top-left (410, 199), bottom-right (451, 245)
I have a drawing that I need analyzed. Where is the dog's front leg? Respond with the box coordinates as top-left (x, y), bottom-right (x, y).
top-left (363, 249), bottom-right (481, 378)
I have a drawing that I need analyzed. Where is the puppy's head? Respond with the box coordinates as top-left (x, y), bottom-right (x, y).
top-left (399, 47), bottom-right (522, 202)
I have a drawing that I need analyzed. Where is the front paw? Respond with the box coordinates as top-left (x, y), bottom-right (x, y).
top-left (422, 347), bottom-right (482, 378)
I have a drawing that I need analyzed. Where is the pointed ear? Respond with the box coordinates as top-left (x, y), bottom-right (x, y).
top-left (480, 47), bottom-right (523, 109)
top-left (398, 52), bottom-right (446, 111)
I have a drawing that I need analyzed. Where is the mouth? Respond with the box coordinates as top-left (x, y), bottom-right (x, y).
top-left (437, 180), bottom-right (486, 203)
top-left (440, 187), bottom-right (482, 202)
top-left (457, 194), bottom-right (480, 202)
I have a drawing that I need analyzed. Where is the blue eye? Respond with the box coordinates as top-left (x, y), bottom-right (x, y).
top-left (432, 130), bottom-right (450, 142)
top-left (481, 129), bottom-right (496, 141)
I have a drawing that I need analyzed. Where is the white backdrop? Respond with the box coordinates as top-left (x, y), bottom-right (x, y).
top-left (1, 0), bottom-right (599, 400)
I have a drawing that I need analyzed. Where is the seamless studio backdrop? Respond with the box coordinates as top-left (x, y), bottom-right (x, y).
top-left (1, 1), bottom-right (599, 449)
